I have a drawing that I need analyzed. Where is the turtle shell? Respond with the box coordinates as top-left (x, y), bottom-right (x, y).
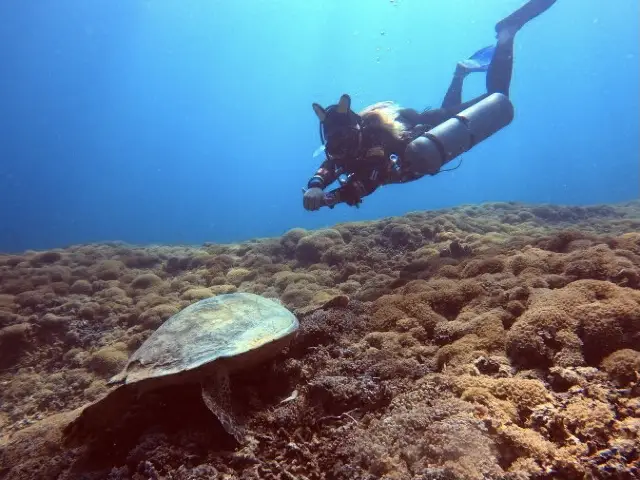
top-left (109, 292), bottom-right (299, 386)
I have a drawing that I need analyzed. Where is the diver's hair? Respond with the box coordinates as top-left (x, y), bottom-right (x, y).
top-left (358, 101), bottom-right (411, 141)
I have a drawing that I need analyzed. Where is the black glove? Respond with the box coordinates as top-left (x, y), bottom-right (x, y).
top-left (303, 187), bottom-right (325, 211)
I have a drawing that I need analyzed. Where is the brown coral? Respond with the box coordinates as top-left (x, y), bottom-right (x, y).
top-left (601, 348), bottom-right (640, 386)
top-left (0, 201), bottom-right (640, 479)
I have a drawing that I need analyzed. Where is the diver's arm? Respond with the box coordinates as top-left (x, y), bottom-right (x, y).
top-left (323, 146), bottom-right (399, 208)
top-left (323, 175), bottom-right (379, 209)
top-left (307, 158), bottom-right (338, 190)
top-left (322, 152), bottom-right (391, 209)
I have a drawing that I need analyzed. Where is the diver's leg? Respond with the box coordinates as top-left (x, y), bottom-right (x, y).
top-left (487, 0), bottom-right (557, 96)
top-left (442, 43), bottom-right (498, 108)
top-left (486, 30), bottom-right (515, 96)
top-left (441, 66), bottom-right (467, 109)
top-left (441, 64), bottom-right (468, 109)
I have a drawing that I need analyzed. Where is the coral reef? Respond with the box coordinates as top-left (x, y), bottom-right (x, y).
top-left (0, 200), bottom-right (639, 479)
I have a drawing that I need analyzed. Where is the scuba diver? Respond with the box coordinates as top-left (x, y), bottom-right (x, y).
top-left (303, 0), bottom-right (557, 211)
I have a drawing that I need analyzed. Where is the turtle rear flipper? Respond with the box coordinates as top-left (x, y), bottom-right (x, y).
top-left (200, 368), bottom-right (245, 443)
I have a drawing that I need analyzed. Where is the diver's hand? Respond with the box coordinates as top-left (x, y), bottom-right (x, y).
top-left (303, 187), bottom-right (325, 211)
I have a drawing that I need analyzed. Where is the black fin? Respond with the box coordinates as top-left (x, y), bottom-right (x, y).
top-left (495, 0), bottom-right (557, 34)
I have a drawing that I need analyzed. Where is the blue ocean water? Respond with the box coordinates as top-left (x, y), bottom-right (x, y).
top-left (0, 0), bottom-right (637, 253)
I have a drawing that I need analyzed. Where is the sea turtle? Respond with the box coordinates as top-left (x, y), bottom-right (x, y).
top-left (64, 292), bottom-right (299, 444)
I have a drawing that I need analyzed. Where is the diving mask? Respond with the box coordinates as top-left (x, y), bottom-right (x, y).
top-left (312, 93), bottom-right (363, 161)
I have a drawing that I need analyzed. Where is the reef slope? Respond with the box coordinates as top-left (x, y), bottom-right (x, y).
top-left (1, 201), bottom-right (639, 479)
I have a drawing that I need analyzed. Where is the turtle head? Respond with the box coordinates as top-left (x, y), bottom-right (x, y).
top-left (107, 371), bottom-right (127, 386)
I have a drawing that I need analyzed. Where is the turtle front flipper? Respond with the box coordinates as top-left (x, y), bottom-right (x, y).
top-left (200, 368), bottom-right (245, 443)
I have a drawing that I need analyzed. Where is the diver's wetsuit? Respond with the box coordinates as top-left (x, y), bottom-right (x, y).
top-left (307, 0), bottom-right (554, 209)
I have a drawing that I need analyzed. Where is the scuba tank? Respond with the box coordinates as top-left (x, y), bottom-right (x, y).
top-left (405, 92), bottom-right (515, 175)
